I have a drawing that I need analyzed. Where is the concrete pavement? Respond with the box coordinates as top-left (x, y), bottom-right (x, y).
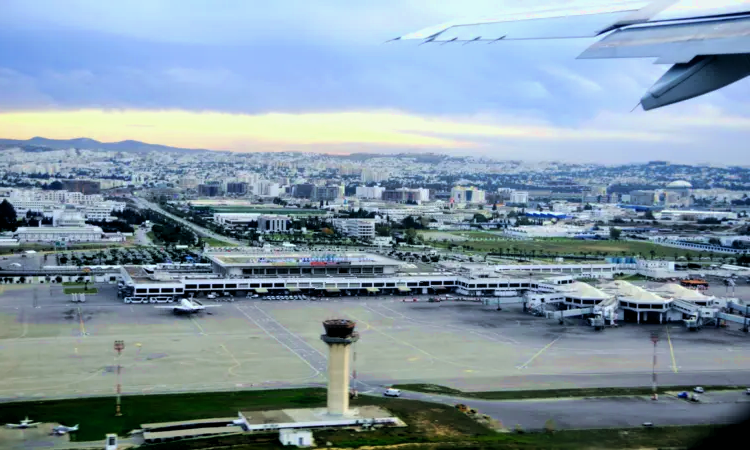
top-left (375, 388), bottom-right (750, 430)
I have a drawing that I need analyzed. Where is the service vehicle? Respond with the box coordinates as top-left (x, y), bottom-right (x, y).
top-left (383, 388), bottom-right (401, 397)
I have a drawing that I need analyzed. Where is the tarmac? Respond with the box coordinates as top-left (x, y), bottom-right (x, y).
top-left (1, 283), bottom-right (750, 403)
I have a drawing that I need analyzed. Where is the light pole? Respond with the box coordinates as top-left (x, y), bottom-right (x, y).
top-left (114, 340), bottom-right (125, 416)
top-left (650, 332), bottom-right (659, 400)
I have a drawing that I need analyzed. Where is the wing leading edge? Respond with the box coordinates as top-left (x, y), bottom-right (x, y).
top-left (390, 0), bottom-right (750, 110)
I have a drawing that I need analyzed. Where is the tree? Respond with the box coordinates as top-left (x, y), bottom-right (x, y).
top-left (0, 199), bottom-right (18, 232)
top-left (649, 249), bottom-right (656, 260)
top-left (492, 204), bottom-right (497, 211)
top-left (708, 237), bottom-right (721, 245)
top-left (609, 227), bottom-right (622, 240)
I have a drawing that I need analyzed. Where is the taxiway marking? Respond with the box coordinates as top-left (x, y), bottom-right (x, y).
top-left (666, 326), bottom-right (678, 373)
top-left (517, 336), bottom-right (561, 370)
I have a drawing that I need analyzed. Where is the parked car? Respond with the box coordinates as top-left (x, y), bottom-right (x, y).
top-left (693, 386), bottom-right (704, 394)
top-left (677, 392), bottom-right (689, 399)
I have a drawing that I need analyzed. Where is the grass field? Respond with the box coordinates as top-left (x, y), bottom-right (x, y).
top-left (421, 233), bottom-right (709, 259)
top-left (62, 287), bottom-right (98, 295)
top-left (392, 384), bottom-right (745, 400)
top-left (0, 388), bottom-right (727, 449)
top-left (203, 237), bottom-right (238, 247)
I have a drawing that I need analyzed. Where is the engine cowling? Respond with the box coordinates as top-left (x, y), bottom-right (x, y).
top-left (641, 54), bottom-right (750, 110)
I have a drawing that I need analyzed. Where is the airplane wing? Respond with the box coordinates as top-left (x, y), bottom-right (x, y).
top-left (390, 0), bottom-right (750, 110)
top-left (393, 1), bottom-right (662, 42)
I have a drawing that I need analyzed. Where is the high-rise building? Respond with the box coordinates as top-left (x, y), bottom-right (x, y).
top-left (292, 183), bottom-right (315, 199)
top-left (355, 186), bottom-right (385, 199)
top-left (198, 184), bottom-right (222, 197)
top-left (226, 182), bottom-right (248, 195)
top-left (451, 186), bottom-right (485, 204)
top-left (629, 190), bottom-right (656, 206)
top-left (312, 185), bottom-right (342, 202)
top-left (382, 188), bottom-right (429, 203)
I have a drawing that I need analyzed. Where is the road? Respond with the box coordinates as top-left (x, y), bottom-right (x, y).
top-left (374, 388), bottom-right (750, 431)
top-left (132, 197), bottom-right (243, 246)
top-left (134, 226), bottom-right (153, 246)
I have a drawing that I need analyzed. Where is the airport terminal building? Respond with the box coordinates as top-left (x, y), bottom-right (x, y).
top-left (118, 248), bottom-right (748, 328)
top-left (120, 248), bottom-right (578, 299)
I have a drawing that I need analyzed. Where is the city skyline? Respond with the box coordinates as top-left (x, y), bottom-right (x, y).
top-left (1, 0), bottom-right (750, 163)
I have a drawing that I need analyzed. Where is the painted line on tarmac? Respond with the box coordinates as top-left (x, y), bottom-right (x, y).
top-left (516, 336), bottom-right (561, 370)
top-left (190, 316), bottom-right (206, 335)
top-left (234, 305), bottom-right (322, 379)
top-left (220, 344), bottom-right (242, 377)
top-left (77, 307), bottom-right (86, 337)
top-left (666, 326), bottom-right (678, 373)
top-left (346, 310), bottom-right (471, 370)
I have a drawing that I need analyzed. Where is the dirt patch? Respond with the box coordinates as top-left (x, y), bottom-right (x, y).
top-left (411, 408), bottom-right (465, 438)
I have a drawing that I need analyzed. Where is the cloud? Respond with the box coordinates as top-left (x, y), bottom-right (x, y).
top-left (0, 0), bottom-right (748, 164)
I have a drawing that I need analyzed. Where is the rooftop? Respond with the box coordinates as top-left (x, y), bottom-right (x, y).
top-left (599, 280), bottom-right (668, 303)
top-left (558, 282), bottom-right (612, 300)
top-left (208, 252), bottom-right (401, 267)
top-left (650, 283), bottom-right (713, 301)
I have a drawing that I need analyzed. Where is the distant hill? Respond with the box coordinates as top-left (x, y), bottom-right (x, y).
top-left (0, 137), bottom-right (213, 154)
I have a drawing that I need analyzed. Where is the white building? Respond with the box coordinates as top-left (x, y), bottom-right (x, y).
top-left (16, 225), bottom-right (104, 243)
top-left (333, 219), bottom-right (376, 239)
top-left (451, 186), bottom-right (485, 204)
top-left (214, 213), bottom-right (261, 227)
top-left (7, 189), bottom-right (124, 220)
top-left (509, 191), bottom-right (529, 205)
top-left (255, 181), bottom-right (281, 197)
top-left (355, 186), bottom-right (385, 200)
top-left (53, 208), bottom-right (87, 227)
top-left (258, 215), bottom-right (290, 232)
top-left (280, 429), bottom-right (313, 447)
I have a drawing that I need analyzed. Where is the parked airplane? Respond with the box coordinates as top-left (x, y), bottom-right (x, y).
top-left (6, 417), bottom-right (41, 429)
top-left (389, 0), bottom-right (750, 110)
top-left (52, 424), bottom-right (79, 435)
top-left (154, 298), bottom-right (219, 315)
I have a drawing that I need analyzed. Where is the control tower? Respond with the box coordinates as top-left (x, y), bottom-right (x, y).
top-left (320, 319), bottom-right (359, 416)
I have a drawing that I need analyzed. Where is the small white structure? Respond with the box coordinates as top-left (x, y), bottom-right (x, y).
top-left (279, 429), bottom-right (313, 447)
top-left (105, 433), bottom-right (118, 450)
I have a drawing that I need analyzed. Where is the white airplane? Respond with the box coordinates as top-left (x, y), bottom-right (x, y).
top-left (154, 298), bottom-right (219, 315)
top-left (6, 417), bottom-right (41, 429)
top-left (389, 0), bottom-right (750, 110)
top-left (52, 424), bottom-right (79, 435)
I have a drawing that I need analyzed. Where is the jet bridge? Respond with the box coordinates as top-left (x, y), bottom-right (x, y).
top-left (547, 307), bottom-right (593, 320)
top-left (727, 300), bottom-right (749, 316)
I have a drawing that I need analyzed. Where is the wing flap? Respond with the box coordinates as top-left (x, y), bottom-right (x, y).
top-left (578, 16), bottom-right (750, 63)
top-left (396, 1), bottom-right (652, 41)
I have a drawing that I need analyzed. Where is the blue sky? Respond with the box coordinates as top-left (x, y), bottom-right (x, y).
top-left (0, 0), bottom-right (749, 163)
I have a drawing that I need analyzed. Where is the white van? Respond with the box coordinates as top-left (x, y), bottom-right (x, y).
top-left (383, 388), bottom-right (401, 397)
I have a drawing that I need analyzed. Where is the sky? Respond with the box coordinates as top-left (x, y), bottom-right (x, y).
top-left (0, 0), bottom-right (749, 164)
